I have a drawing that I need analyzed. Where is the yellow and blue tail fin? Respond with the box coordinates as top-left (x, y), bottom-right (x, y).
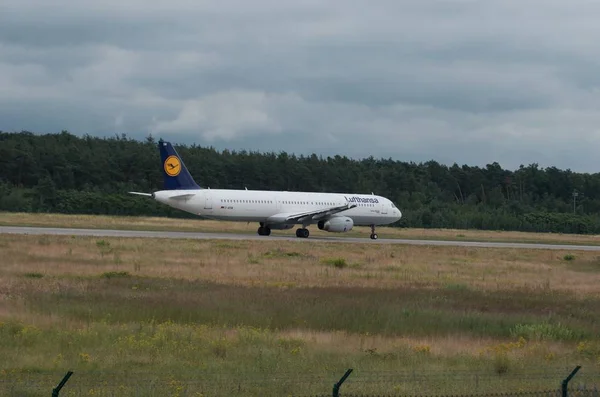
top-left (158, 139), bottom-right (201, 190)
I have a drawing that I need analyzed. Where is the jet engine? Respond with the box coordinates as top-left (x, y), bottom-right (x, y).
top-left (317, 216), bottom-right (354, 233)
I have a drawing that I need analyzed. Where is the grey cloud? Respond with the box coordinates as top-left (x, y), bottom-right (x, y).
top-left (3, 0), bottom-right (600, 171)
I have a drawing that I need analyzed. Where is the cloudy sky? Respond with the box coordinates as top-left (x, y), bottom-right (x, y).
top-left (2, 0), bottom-right (600, 172)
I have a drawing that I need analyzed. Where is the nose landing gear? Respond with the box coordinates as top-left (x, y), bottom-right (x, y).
top-left (370, 224), bottom-right (378, 240)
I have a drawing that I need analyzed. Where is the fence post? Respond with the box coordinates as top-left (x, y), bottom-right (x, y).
top-left (562, 366), bottom-right (581, 397)
top-left (332, 369), bottom-right (353, 397)
top-left (52, 371), bottom-right (73, 397)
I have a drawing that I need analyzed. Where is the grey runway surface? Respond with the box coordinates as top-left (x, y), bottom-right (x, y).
top-left (1, 226), bottom-right (600, 251)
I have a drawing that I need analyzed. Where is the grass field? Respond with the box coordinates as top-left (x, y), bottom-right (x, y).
top-left (2, 211), bottom-right (600, 246)
top-left (0, 227), bottom-right (599, 397)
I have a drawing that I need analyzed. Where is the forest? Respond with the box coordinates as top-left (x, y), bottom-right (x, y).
top-left (1, 130), bottom-right (600, 234)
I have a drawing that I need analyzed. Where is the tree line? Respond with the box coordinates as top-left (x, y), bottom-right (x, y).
top-left (1, 130), bottom-right (599, 234)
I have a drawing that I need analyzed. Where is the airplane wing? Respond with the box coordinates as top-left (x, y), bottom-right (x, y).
top-left (267, 203), bottom-right (357, 224)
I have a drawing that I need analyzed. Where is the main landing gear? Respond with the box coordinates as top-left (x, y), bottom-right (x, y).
top-left (370, 224), bottom-right (378, 240)
top-left (257, 224), bottom-right (271, 236)
top-left (295, 228), bottom-right (309, 238)
top-left (257, 222), bottom-right (375, 240)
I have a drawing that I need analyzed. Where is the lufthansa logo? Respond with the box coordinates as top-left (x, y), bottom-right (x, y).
top-left (164, 155), bottom-right (181, 177)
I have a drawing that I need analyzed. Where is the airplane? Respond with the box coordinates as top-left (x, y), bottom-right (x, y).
top-left (129, 139), bottom-right (402, 239)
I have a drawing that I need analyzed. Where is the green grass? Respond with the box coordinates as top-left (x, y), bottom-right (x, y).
top-left (100, 271), bottom-right (131, 279)
top-left (2, 320), bottom-right (592, 397)
top-left (509, 322), bottom-right (578, 341)
top-left (23, 272), bottom-right (44, 279)
top-left (18, 277), bottom-right (597, 340)
top-left (321, 257), bottom-right (348, 268)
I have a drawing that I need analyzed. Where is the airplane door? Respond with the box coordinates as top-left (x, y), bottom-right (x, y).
top-left (381, 202), bottom-right (388, 214)
top-left (204, 192), bottom-right (212, 209)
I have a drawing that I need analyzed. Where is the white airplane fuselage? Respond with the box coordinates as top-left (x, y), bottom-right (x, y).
top-left (154, 189), bottom-right (401, 226)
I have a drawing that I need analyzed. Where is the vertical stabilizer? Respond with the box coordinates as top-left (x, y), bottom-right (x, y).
top-left (158, 139), bottom-right (201, 190)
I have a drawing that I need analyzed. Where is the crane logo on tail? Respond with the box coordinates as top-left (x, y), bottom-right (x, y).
top-left (164, 155), bottom-right (181, 177)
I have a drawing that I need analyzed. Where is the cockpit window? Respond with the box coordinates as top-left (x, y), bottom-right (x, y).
top-left (391, 203), bottom-right (396, 208)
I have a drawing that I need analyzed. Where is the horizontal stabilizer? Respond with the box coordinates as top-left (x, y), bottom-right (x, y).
top-left (129, 192), bottom-right (153, 197)
top-left (169, 193), bottom-right (196, 200)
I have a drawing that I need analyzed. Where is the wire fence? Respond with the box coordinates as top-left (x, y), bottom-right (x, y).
top-left (0, 366), bottom-right (598, 397)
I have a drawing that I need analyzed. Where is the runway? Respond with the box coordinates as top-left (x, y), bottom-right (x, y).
top-left (1, 226), bottom-right (600, 251)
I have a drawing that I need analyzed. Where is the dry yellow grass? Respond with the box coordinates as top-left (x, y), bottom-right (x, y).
top-left (2, 234), bottom-right (599, 297)
top-left (276, 328), bottom-right (575, 360)
top-left (2, 211), bottom-right (600, 245)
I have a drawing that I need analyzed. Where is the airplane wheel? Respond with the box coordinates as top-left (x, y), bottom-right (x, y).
top-left (258, 226), bottom-right (272, 236)
top-left (296, 228), bottom-right (309, 238)
top-left (369, 224), bottom-right (377, 240)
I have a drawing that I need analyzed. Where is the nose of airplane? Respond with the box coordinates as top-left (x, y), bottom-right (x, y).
top-left (395, 209), bottom-right (402, 222)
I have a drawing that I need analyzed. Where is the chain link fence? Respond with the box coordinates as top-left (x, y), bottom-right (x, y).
top-left (0, 366), bottom-right (598, 397)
